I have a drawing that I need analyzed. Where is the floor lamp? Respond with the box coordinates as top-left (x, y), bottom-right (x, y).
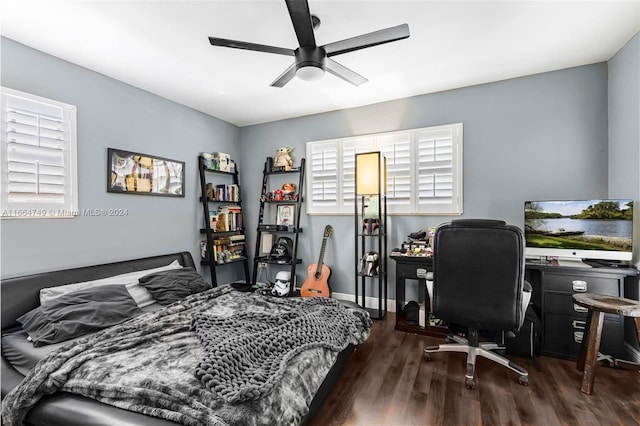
top-left (355, 151), bottom-right (387, 319)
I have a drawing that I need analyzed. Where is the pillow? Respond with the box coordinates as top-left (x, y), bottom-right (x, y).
top-left (39, 260), bottom-right (183, 308)
top-left (138, 267), bottom-right (211, 305)
top-left (18, 285), bottom-right (142, 347)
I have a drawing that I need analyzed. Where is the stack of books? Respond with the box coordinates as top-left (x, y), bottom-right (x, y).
top-left (205, 183), bottom-right (240, 202)
top-left (212, 205), bottom-right (243, 232)
top-left (201, 234), bottom-right (246, 263)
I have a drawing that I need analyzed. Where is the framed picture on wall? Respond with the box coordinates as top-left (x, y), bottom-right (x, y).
top-left (107, 148), bottom-right (185, 197)
top-left (276, 204), bottom-right (296, 227)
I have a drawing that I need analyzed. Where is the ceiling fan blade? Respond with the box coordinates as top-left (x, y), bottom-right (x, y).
top-left (208, 37), bottom-right (294, 56)
top-left (285, 0), bottom-right (316, 47)
top-left (325, 58), bottom-right (368, 86)
top-left (270, 63), bottom-right (297, 87)
top-left (322, 23), bottom-right (410, 57)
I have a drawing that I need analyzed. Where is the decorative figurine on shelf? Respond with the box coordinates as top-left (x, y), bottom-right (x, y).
top-left (360, 251), bottom-right (380, 276)
top-left (363, 218), bottom-right (380, 235)
top-left (273, 147), bottom-right (294, 171)
top-left (282, 183), bottom-right (296, 200)
top-left (272, 189), bottom-right (284, 201)
top-left (362, 196), bottom-right (381, 235)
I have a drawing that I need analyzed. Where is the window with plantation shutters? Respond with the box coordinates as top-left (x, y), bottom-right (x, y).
top-left (306, 123), bottom-right (462, 215)
top-left (1, 87), bottom-right (78, 218)
top-left (308, 141), bottom-right (339, 213)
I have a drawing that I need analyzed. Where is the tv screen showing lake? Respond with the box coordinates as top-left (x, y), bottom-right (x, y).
top-left (531, 218), bottom-right (631, 239)
top-left (524, 199), bottom-right (633, 252)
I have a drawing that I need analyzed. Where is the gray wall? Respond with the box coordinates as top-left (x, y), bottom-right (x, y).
top-left (0, 38), bottom-right (243, 283)
top-left (608, 32), bottom-right (640, 354)
top-left (3, 35), bottom-right (634, 304)
top-left (608, 32), bottom-right (640, 267)
top-left (239, 64), bottom-right (611, 298)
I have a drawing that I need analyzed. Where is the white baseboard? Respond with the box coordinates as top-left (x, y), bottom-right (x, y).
top-left (332, 291), bottom-right (397, 313)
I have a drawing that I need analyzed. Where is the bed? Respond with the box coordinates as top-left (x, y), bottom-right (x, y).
top-left (1, 252), bottom-right (371, 425)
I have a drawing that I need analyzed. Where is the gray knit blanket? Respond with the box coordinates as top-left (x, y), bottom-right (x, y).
top-left (2, 286), bottom-right (371, 426)
top-left (192, 297), bottom-right (368, 403)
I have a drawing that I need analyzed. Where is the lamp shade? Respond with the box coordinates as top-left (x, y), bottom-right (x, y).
top-left (356, 151), bottom-right (386, 195)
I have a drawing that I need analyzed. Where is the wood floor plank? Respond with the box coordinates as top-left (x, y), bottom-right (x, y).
top-left (309, 313), bottom-right (640, 426)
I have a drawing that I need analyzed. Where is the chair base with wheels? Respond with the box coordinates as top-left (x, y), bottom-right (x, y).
top-left (424, 328), bottom-right (528, 389)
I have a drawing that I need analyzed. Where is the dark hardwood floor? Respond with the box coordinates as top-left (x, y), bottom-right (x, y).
top-left (310, 313), bottom-right (640, 425)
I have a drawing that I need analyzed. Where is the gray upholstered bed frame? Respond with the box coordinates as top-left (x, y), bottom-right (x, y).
top-left (1, 252), bottom-right (195, 426)
top-left (0, 252), bottom-right (353, 425)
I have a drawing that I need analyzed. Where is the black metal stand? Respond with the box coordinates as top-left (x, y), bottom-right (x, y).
top-left (355, 194), bottom-right (387, 319)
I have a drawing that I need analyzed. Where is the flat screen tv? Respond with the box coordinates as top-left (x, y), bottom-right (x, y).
top-left (524, 199), bottom-right (634, 263)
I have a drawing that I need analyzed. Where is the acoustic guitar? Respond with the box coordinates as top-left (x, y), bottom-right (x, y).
top-left (300, 225), bottom-right (333, 298)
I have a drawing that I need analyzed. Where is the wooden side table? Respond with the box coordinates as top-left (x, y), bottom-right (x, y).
top-left (572, 293), bottom-right (640, 395)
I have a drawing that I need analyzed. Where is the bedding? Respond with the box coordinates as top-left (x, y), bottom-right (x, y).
top-left (2, 304), bottom-right (163, 376)
top-left (139, 267), bottom-right (212, 305)
top-left (2, 285), bottom-right (371, 426)
top-left (38, 260), bottom-right (183, 308)
top-left (17, 284), bottom-right (142, 347)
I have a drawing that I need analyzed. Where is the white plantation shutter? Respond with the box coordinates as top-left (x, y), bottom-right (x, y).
top-left (1, 88), bottom-right (78, 218)
top-left (307, 141), bottom-right (338, 213)
top-left (306, 123), bottom-right (462, 215)
top-left (416, 124), bottom-right (462, 214)
top-left (342, 137), bottom-right (374, 209)
top-left (379, 133), bottom-right (411, 212)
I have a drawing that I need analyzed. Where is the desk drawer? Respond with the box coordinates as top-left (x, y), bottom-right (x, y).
top-left (542, 272), bottom-right (621, 294)
top-left (544, 292), bottom-right (621, 321)
top-left (397, 263), bottom-right (431, 280)
top-left (543, 312), bottom-right (623, 359)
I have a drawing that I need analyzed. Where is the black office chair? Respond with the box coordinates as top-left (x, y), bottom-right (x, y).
top-left (423, 219), bottom-right (531, 389)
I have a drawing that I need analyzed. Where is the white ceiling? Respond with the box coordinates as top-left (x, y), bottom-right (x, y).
top-left (2, 1), bottom-right (639, 127)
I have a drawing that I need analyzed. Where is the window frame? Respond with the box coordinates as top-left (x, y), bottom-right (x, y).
top-left (305, 123), bottom-right (463, 215)
top-left (1, 87), bottom-right (78, 219)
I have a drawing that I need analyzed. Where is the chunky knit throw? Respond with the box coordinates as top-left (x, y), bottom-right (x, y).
top-left (192, 297), bottom-right (370, 403)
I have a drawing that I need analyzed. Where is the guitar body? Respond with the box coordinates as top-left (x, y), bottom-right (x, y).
top-left (300, 263), bottom-right (331, 298)
top-left (300, 225), bottom-right (333, 298)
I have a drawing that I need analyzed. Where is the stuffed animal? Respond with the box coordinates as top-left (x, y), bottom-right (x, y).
top-left (274, 147), bottom-right (293, 171)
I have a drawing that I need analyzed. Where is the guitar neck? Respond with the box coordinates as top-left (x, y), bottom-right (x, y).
top-left (315, 237), bottom-right (328, 274)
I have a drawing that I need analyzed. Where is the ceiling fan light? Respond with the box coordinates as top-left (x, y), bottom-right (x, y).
top-left (296, 65), bottom-right (325, 81)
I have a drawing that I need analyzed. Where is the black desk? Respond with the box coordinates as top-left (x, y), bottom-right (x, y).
top-left (525, 262), bottom-right (638, 360)
top-left (391, 255), bottom-right (447, 337)
top-left (392, 255), bottom-right (639, 359)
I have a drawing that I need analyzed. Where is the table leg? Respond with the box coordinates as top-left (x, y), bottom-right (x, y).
top-left (579, 310), bottom-right (604, 395)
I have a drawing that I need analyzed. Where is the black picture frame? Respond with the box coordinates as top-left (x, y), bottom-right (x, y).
top-left (107, 148), bottom-right (185, 197)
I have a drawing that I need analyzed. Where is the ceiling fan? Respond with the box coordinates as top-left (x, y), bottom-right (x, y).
top-left (208, 0), bottom-right (410, 87)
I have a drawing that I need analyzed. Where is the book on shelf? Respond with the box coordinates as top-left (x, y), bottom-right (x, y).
top-left (216, 206), bottom-right (229, 232)
top-left (209, 211), bottom-right (218, 229)
top-left (206, 183), bottom-right (214, 201)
